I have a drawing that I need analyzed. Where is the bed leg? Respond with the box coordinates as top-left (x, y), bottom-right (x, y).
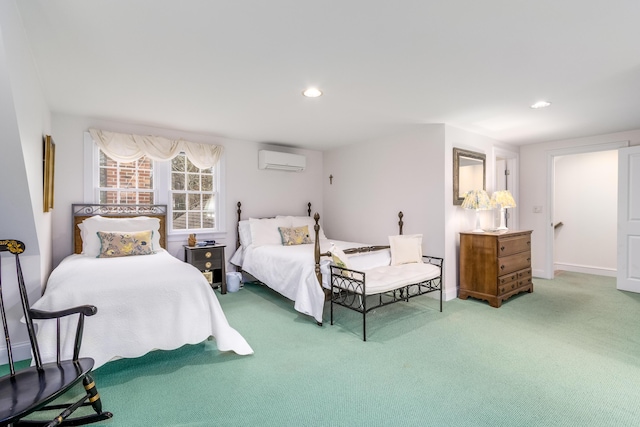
top-left (362, 297), bottom-right (367, 342)
top-left (363, 311), bottom-right (367, 342)
top-left (330, 292), bottom-right (334, 326)
top-left (317, 321), bottom-right (323, 327)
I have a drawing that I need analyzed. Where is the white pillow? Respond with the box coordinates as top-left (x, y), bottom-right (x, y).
top-left (249, 217), bottom-right (291, 246)
top-left (277, 215), bottom-right (327, 241)
top-left (238, 220), bottom-right (252, 247)
top-left (79, 215), bottom-right (161, 257)
top-left (389, 234), bottom-right (423, 265)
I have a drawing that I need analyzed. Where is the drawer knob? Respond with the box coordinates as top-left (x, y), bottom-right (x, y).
top-left (500, 265), bottom-right (505, 270)
top-left (205, 262), bottom-right (212, 269)
top-left (500, 246), bottom-right (505, 252)
top-left (205, 251), bottom-right (212, 258)
top-left (527, 258), bottom-right (531, 262)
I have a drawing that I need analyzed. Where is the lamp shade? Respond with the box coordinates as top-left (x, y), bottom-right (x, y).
top-left (491, 190), bottom-right (516, 209)
top-left (461, 190), bottom-right (491, 211)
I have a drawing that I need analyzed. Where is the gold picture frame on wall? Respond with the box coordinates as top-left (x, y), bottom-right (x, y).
top-left (43, 135), bottom-right (55, 212)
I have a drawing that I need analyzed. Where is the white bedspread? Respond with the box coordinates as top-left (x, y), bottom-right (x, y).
top-left (31, 250), bottom-right (253, 369)
top-left (241, 239), bottom-right (391, 323)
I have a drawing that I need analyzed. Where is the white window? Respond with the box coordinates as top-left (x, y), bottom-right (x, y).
top-left (85, 132), bottom-right (223, 235)
top-left (169, 153), bottom-right (217, 231)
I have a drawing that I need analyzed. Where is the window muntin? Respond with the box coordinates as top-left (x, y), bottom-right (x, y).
top-left (170, 153), bottom-right (216, 231)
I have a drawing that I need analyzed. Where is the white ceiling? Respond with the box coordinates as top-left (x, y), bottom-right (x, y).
top-left (15, 0), bottom-right (640, 151)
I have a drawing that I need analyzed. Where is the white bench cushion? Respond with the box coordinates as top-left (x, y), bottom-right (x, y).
top-left (333, 262), bottom-right (440, 295)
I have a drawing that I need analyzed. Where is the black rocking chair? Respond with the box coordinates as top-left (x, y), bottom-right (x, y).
top-left (0, 239), bottom-right (113, 426)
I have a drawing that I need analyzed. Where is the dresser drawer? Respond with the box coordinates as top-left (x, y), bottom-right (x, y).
top-left (497, 252), bottom-right (531, 276)
top-left (498, 272), bottom-right (519, 287)
top-left (518, 268), bottom-right (532, 287)
top-left (498, 280), bottom-right (520, 296)
top-left (497, 235), bottom-right (531, 257)
top-left (498, 268), bottom-right (532, 295)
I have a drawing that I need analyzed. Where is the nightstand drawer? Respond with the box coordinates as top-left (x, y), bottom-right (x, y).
top-left (189, 249), bottom-right (222, 263)
top-left (190, 259), bottom-right (218, 271)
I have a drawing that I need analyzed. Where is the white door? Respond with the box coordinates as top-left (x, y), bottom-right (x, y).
top-left (617, 145), bottom-right (640, 292)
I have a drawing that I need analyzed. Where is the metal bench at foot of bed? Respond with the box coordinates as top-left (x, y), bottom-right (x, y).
top-left (329, 256), bottom-right (443, 341)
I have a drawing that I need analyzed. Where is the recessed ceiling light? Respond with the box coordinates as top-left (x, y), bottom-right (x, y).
top-left (302, 88), bottom-right (322, 98)
top-left (530, 100), bottom-right (551, 109)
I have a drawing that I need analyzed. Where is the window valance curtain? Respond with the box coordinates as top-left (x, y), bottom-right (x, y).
top-left (88, 128), bottom-right (223, 169)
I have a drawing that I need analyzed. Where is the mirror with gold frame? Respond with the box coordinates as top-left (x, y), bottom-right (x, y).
top-left (453, 147), bottom-right (486, 205)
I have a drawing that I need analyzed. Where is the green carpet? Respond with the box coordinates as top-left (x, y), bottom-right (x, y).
top-left (6, 272), bottom-right (640, 426)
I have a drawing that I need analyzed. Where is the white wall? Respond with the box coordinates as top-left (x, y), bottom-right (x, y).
top-left (323, 125), bottom-right (445, 248)
top-left (520, 129), bottom-right (640, 279)
top-left (553, 150), bottom-right (617, 276)
top-left (51, 113), bottom-right (323, 266)
top-left (0, 0), bottom-right (52, 363)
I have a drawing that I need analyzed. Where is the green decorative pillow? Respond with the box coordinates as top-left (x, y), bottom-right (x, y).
top-left (278, 226), bottom-right (312, 246)
top-left (97, 230), bottom-right (155, 258)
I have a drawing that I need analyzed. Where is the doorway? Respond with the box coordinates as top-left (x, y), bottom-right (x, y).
top-left (544, 141), bottom-right (628, 279)
top-left (553, 150), bottom-right (617, 277)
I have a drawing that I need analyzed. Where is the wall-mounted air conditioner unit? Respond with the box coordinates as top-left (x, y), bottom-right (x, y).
top-left (258, 150), bottom-right (306, 172)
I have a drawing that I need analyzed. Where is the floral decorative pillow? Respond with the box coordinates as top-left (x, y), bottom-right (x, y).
top-left (97, 230), bottom-right (155, 258)
top-left (278, 226), bottom-right (312, 246)
top-left (329, 243), bottom-right (351, 269)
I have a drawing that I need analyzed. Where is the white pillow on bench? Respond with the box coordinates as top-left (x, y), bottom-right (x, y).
top-left (389, 234), bottom-right (423, 265)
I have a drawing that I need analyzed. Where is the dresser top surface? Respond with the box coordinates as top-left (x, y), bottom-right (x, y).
top-left (459, 229), bottom-right (532, 237)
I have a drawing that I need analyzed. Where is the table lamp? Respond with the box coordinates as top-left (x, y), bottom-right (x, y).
top-left (491, 190), bottom-right (516, 231)
top-left (461, 189), bottom-right (491, 232)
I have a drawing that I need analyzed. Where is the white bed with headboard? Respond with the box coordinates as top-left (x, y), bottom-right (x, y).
top-left (30, 204), bottom-right (253, 369)
top-left (230, 202), bottom-right (398, 324)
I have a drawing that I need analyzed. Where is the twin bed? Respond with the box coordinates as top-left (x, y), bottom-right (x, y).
top-left (31, 204), bottom-right (253, 369)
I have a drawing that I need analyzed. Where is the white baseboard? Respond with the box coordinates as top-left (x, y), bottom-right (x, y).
top-left (554, 263), bottom-right (616, 278)
top-left (0, 342), bottom-right (32, 365)
top-left (533, 268), bottom-right (551, 279)
top-left (443, 287), bottom-right (458, 301)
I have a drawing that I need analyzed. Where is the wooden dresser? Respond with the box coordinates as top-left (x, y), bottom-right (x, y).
top-left (459, 230), bottom-right (533, 307)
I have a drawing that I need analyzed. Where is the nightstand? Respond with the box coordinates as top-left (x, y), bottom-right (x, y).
top-left (184, 244), bottom-right (227, 294)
